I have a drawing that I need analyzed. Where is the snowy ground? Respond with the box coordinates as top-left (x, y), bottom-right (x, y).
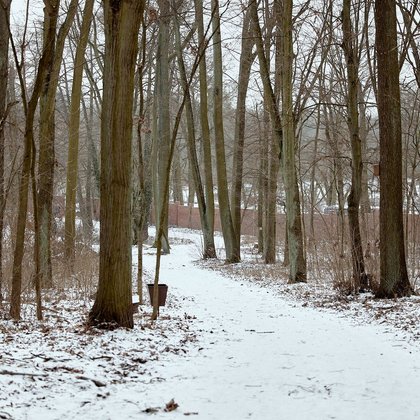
top-left (2, 228), bottom-right (420, 419)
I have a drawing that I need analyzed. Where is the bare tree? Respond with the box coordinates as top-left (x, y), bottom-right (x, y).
top-left (375, 0), bottom-right (412, 297)
top-left (174, 14), bottom-right (215, 259)
top-left (231, 6), bottom-right (255, 252)
top-left (154, 0), bottom-right (171, 254)
top-left (342, 0), bottom-right (367, 291)
top-left (89, 0), bottom-right (144, 328)
top-left (211, 0), bottom-right (239, 262)
top-left (0, 0), bottom-right (11, 302)
top-left (194, 0), bottom-right (216, 258)
top-left (64, 0), bottom-right (95, 270)
top-left (9, 0), bottom-right (63, 319)
top-left (250, 0), bottom-right (281, 264)
top-left (281, 0), bottom-right (306, 282)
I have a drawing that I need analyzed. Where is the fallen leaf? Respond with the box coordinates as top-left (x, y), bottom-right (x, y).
top-left (164, 398), bottom-right (179, 412)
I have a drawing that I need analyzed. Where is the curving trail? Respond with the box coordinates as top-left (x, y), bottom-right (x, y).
top-left (11, 228), bottom-right (419, 420)
top-left (132, 231), bottom-right (420, 420)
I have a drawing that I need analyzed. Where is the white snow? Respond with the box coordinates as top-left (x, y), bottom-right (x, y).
top-left (1, 228), bottom-right (420, 419)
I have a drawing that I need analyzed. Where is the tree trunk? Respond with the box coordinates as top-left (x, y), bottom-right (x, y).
top-left (135, 24), bottom-right (155, 303)
top-left (281, 0), bottom-right (306, 282)
top-left (37, 0), bottom-right (78, 288)
top-left (211, 0), bottom-right (239, 262)
top-left (358, 82), bottom-right (371, 213)
top-left (172, 143), bottom-right (184, 204)
top-left (194, 0), bottom-right (216, 258)
top-left (375, 0), bottom-right (412, 297)
top-left (64, 0), bottom-right (95, 270)
top-left (89, 0), bottom-right (144, 328)
top-left (342, 0), bottom-right (367, 291)
top-left (250, 0), bottom-right (281, 264)
top-left (174, 16), bottom-right (215, 259)
top-left (257, 104), bottom-right (268, 252)
top-left (9, 0), bottom-right (60, 319)
top-left (154, 0), bottom-right (171, 254)
top-left (0, 0), bottom-right (10, 302)
top-left (231, 8), bottom-right (254, 252)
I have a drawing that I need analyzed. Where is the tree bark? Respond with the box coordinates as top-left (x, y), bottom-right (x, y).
top-left (174, 16), bottom-right (215, 259)
top-left (375, 0), bottom-right (412, 297)
top-left (250, 0), bottom-right (281, 264)
top-left (154, 0), bottom-right (171, 254)
top-left (89, 0), bottom-right (144, 328)
top-left (342, 0), bottom-right (367, 291)
top-left (9, 0), bottom-right (61, 319)
top-left (37, 0), bottom-right (78, 288)
top-left (64, 0), bottom-right (95, 270)
top-left (211, 0), bottom-right (239, 262)
top-left (231, 7), bottom-right (255, 253)
top-left (281, 0), bottom-right (306, 282)
top-left (194, 0), bottom-right (216, 258)
top-left (0, 0), bottom-right (10, 302)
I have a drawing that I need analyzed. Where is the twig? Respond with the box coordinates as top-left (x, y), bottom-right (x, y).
top-left (0, 369), bottom-right (47, 377)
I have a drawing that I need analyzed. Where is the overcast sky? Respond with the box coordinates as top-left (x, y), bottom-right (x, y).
top-left (11, 0), bottom-right (43, 24)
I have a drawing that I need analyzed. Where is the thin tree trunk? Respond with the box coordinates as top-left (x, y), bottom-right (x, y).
top-left (281, 0), bottom-right (306, 283)
top-left (231, 8), bottom-right (255, 252)
top-left (211, 0), bottom-right (239, 262)
top-left (8, 0), bottom-right (60, 318)
top-left (250, 0), bottom-right (281, 264)
top-left (358, 82), bottom-right (371, 213)
top-left (135, 21), bottom-right (154, 304)
top-left (257, 104), bottom-right (268, 252)
top-left (37, 0), bottom-right (78, 288)
top-left (0, 0), bottom-right (11, 302)
top-left (342, 0), bottom-right (367, 291)
top-left (64, 0), bottom-right (95, 270)
top-left (194, 0), bottom-right (216, 257)
top-left (174, 16), bottom-right (215, 259)
top-left (155, 0), bottom-right (171, 254)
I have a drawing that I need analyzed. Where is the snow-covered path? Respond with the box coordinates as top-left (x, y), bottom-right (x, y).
top-left (3, 230), bottom-right (420, 420)
top-left (134, 234), bottom-right (420, 420)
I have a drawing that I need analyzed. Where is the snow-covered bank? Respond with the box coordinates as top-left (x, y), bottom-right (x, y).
top-left (1, 228), bottom-right (420, 419)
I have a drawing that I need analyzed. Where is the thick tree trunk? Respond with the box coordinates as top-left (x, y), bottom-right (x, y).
top-left (89, 0), bottom-right (144, 328)
top-left (375, 0), bottom-right (412, 297)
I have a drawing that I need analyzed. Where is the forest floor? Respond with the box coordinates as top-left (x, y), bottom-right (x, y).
top-left (1, 228), bottom-right (420, 419)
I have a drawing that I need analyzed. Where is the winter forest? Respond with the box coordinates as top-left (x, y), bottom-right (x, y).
top-left (1, 0), bottom-right (420, 418)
